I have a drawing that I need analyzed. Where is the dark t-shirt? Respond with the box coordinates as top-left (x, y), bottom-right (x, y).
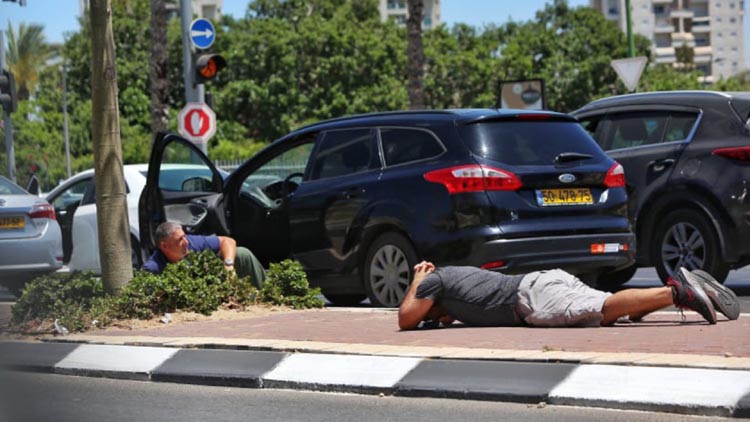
top-left (415, 266), bottom-right (525, 326)
top-left (142, 235), bottom-right (221, 273)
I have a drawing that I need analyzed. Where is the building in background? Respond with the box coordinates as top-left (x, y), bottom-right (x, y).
top-left (590, 0), bottom-right (747, 83)
top-left (379, 0), bottom-right (441, 29)
top-left (79, 0), bottom-right (222, 20)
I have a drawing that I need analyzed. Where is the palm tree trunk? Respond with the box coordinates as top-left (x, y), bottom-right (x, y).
top-left (90, 0), bottom-right (133, 294)
top-left (407, 0), bottom-right (425, 109)
top-left (150, 0), bottom-right (169, 135)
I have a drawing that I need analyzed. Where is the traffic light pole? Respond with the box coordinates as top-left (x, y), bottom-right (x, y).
top-left (180, 0), bottom-right (207, 154)
top-left (625, 0), bottom-right (635, 57)
top-left (0, 32), bottom-right (16, 183)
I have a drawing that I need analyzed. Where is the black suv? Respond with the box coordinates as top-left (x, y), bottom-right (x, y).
top-left (140, 109), bottom-right (634, 306)
top-left (572, 91), bottom-right (750, 284)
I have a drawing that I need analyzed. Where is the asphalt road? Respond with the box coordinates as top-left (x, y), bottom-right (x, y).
top-left (0, 372), bottom-right (738, 422)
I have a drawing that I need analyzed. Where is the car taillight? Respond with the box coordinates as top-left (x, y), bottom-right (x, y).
top-left (424, 165), bottom-right (522, 194)
top-left (30, 203), bottom-right (56, 220)
top-left (604, 162), bottom-right (625, 188)
top-left (712, 147), bottom-right (750, 161)
top-left (480, 260), bottom-right (506, 270)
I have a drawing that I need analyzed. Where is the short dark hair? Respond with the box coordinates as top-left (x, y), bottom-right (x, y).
top-left (155, 222), bottom-right (182, 245)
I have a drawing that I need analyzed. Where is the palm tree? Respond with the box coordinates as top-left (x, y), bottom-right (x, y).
top-left (406, 0), bottom-right (425, 109)
top-left (4, 21), bottom-right (54, 100)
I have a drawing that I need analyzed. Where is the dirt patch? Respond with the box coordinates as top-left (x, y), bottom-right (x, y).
top-left (0, 303), bottom-right (305, 340)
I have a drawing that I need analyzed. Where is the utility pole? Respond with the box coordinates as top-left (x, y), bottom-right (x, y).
top-left (0, 32), bottom-right (16, 182)
top-left (625, 0), bottom-right (635, 57)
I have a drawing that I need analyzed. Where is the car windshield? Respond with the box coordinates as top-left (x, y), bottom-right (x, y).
top-left (139, 167), bottom-right (229, 192)
top-left (458, 121), bottom-right (603, 165)
top-left (0, 176), bottom-right (29, 195)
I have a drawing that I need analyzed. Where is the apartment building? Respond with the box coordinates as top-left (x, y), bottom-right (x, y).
top-left (379, 0), bottom-right (441, 29)
top-left (590, 0), bottom-right (747, 82)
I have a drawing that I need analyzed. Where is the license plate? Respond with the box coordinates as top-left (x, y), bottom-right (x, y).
top-left (0, 216), bottom-right (25, 229)
top-left (536, 188), bottom-right (593, 206)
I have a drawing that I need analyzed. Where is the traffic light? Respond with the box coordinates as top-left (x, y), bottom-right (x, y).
top-left (195, 54), bottom-right (226, 84)
top-left (0, 69), bottom-right (17, 113)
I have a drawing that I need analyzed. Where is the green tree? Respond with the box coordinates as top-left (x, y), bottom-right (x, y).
top-left (215, 0), bottom-right (406, 142)
top-left (496, 0), bottom-right (652, 112)
top-left (4, 22), bottom-right (55, 100)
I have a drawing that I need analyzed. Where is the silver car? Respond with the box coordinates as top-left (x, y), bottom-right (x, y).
top-left (0, 175), bottom-right (63, 296)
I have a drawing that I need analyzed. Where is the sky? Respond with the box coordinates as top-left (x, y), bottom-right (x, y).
top-left (1, 0), bottom-right (748, 67)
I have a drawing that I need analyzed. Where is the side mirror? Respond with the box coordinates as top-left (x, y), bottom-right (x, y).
top-left (181, 176), bottom-right (211, 192)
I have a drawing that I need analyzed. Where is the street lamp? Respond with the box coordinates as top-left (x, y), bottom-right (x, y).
top-left (61, 64), bottom-right (71, 179)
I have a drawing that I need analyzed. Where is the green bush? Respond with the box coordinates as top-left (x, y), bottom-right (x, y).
top-left (261, 259), bottom-right (324, 309)
top-left (119, 250), bottom-right (258, 316)
top-left (10, 254), bottom-right (322, 332)
top-left (11, 271), bottom-right (106, 332)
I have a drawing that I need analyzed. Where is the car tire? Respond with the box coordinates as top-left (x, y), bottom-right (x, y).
top-left (131, 236), bottom-right (144, 270)
top-left (363, 232), bottom-right (418, 308)
top-left (651, 209), bottom-right (730, 284)
top-left (597, 264), bottom-right (638, 291)
top-left (324, 294), bottom-right (366, 306)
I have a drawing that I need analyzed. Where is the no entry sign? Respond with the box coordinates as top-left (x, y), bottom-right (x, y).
top-left (178, 102), bottom-right (216, 144)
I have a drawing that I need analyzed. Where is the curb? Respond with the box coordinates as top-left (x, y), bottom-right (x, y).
top-left (1, 341), bottom-right (749, 417)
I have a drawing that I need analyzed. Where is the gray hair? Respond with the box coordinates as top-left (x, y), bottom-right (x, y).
top-left (155, 222), bottom-right (182, 244)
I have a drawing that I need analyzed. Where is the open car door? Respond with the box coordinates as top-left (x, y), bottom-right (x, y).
top-left (139, 132), bottom-right (227, 255)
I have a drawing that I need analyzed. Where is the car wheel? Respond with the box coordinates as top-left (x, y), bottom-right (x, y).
top-left (131, 236), bottom-right (144, 269)
top-left (324, 294), bottom-right (366, 306)
top-left (597, 264), bottom-right (638, 291)
top-left (651, 209), bottom-right (730, 284)
top-left (363, 232), bottom-right (418, 308)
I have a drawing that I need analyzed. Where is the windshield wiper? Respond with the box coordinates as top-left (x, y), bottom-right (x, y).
top-left (554, 152), bottom-right (593, 163)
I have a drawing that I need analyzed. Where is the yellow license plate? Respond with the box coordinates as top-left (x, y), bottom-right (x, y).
top-left (0, 216), bottom-right (25, 229)
top-left (537, 188), bottom-right (593, 206)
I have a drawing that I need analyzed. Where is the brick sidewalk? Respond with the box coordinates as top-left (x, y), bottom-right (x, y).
top-left (81, 309), bottom-right (750, 358)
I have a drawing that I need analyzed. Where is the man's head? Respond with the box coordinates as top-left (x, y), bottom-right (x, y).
top-left (155, 222), bottom-right (188, 263)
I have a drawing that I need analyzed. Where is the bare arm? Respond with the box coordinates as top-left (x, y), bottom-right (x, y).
top-left (217, 236), bottom-right (237, 270)
top-left (398, 261), bottom-right (436, 330)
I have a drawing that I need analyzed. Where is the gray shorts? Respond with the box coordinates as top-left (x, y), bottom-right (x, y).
top-left (516, 269), bottom-right (612, 327)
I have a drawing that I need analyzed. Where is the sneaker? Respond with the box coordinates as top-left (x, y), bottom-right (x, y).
top-left (666, 267), bottom-right (717, 324)
top-left (691, 269), bottom-right (740, 321)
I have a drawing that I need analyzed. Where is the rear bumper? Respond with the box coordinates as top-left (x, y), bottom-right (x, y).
top-left (469, 232), bottom-right (636, 275)
top-left (0, 228), bottom-right (63, 283)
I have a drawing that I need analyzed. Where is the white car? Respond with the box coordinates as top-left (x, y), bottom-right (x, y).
top-left (45, 164), bottom-right (225, 273)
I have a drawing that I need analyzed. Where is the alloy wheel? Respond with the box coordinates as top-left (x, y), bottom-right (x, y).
top-left (660, 221), bottom-right (705, 278)
top-left (368, 244), bottom-right (411, 307)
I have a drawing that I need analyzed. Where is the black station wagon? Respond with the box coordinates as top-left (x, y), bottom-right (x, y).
top-left (573, 91), bottom-right (750, 285)
top-left (140, 109), bottom-right (634, 307)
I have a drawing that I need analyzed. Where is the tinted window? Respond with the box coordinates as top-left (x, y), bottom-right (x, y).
top-left (310, 129), bottom-right (379, 180)
top-left (380, 128), bottom-right (444, 166)
top-left (459, 121), bottom-right (603, 165)
top-left (602, 111), bottom-right (698, 150)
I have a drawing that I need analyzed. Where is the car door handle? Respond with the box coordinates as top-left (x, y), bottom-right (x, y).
top-left (649, 158), bottom-right (675, 172)
top-left (339, 188), bottom-right (363, 199)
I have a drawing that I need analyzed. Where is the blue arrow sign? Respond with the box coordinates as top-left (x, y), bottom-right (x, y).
top-left (189, 18), bottom-right (215, 50)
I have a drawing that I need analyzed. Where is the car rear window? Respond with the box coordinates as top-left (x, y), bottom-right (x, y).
top-left (458, 121), bottom-right (603, 165)
top-left (0, 176), bottom-right (29, 195)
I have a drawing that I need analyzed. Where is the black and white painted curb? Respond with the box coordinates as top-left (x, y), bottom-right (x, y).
top-left (1, 342), bottom-right (749, 417)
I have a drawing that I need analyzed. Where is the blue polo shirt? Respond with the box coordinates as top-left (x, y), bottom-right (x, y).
top-left (142, 235), bottom-right (221, 273)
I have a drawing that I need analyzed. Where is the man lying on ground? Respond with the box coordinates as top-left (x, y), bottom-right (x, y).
top-left (398, 261), bottom-right (739, 330)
